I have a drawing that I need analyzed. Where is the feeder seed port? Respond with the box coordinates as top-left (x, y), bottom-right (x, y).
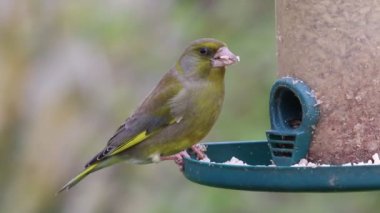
top-left (266, 77), bottom-right (320, 166)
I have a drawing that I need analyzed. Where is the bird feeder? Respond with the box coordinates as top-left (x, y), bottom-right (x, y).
top-left (183, 0), bottom-right (380, 192)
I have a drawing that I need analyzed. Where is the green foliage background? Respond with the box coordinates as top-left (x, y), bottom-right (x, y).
top-left (1, 0), bottom-right (380, 212)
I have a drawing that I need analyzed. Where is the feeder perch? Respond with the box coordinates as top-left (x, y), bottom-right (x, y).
top-left (182, 0), bottom-right (380, 192)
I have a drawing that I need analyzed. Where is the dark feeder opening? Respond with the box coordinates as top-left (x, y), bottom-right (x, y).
top-left (274, 87), bottom-right (303, 130)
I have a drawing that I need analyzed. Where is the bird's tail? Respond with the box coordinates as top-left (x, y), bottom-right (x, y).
top-left (57, 163), bottom-right (98, 194)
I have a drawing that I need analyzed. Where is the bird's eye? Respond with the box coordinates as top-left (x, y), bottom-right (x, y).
top-left (199, 47), bottom-right (209, 55)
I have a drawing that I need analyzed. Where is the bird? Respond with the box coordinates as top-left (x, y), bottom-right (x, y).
top-left (58, 38), bottom-right (239, 193)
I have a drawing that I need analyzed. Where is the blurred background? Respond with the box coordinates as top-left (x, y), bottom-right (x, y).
top-left (1, 0), bottom-right (380, 212)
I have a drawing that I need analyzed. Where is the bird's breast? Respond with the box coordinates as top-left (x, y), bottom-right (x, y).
top-left (173, 80), bottom-right (224, 130)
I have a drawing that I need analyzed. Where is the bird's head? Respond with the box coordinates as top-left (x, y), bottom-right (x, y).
top-left (176, 38), bottom-right (239, 79)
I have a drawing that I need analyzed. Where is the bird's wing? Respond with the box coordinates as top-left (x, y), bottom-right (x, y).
top-left (85, 69), bottom-right (184, 167)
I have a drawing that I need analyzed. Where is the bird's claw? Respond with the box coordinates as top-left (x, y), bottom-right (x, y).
top-left (189, 144), bottom-right (207, 160)
top-left (160, 151), bottom-right (190, 171)
top-left (161, 144), bottom-right (207, 171)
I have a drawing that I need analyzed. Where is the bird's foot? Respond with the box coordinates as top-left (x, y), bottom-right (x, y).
top-left (188, 144), bottom-right (207, 160)
top-left (160, 144), bottom-right (207, 171)
top-left (160, 151), bottom-right (190, 171)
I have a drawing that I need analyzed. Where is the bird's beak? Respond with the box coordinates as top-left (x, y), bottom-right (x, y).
top-left (211, 46), bottom-right (240, 68)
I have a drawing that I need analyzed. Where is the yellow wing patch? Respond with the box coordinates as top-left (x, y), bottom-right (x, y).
top-left (109, 131), bottom-right (149, 156)
top-left (108, 116), bottom-right (181, 157)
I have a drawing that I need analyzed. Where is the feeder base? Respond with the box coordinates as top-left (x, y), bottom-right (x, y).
top-left (183, 141), bottom-right (380, 192)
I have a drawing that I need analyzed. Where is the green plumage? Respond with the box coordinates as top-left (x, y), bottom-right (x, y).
top-left (58, 38), bottom-right (239, 193)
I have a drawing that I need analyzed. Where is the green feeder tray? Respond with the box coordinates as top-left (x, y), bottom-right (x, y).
top-left (183, 141), bottom-right (380, 192)
top-left (182, 77), bottom-right (380, 192)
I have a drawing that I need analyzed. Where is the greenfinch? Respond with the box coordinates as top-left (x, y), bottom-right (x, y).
top-left (58, 38), bottom-right (239, 193)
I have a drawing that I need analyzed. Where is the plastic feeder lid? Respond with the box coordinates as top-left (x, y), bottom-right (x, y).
top-left (183, 141), bottom-right (380, 192)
